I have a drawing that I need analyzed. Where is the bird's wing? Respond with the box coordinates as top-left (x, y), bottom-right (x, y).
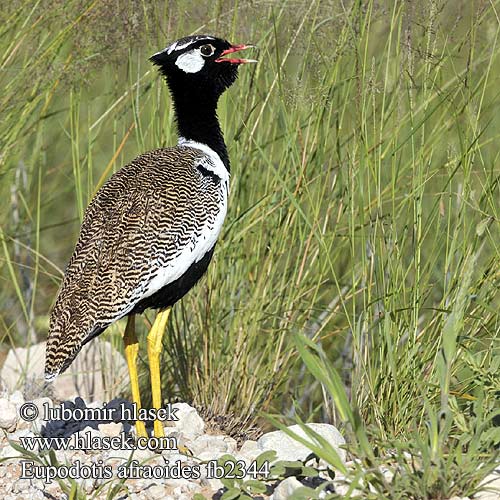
top-left (45, 147), bottom-right (227, 377)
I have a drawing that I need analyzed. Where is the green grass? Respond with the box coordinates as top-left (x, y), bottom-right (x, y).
top-left (0, 0), bottom-right (499, 498)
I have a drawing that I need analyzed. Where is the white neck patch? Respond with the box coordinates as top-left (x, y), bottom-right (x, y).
top-left (175, 50), bottom-right (205, 73)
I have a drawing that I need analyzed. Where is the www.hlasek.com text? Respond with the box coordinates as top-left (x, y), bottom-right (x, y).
top-left (18, 430), bottom-right (177, 453)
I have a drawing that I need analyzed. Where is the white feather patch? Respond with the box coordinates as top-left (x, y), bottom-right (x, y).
top-left (167, 39), bottom-right (194, 54)
top-left (166, 36), bottom-right (215, 55)
top-left (175, 50), bottom-right (205, 73)
top-left (178, 137), bottom-right (230, 183)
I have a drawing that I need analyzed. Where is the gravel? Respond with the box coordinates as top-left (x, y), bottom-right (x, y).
top-left (0, 390), bottom-right (496, 500)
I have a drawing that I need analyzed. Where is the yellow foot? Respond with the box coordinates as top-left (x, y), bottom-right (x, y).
top-left (123, 315), bottom-right (148, 440)
top-left (153, 418), bottom-right (164, 438)
top-left (147, 308), bottom-right (171, 441)
top-left (135, 420), bottom-right (147, 438)
top-left (178, 444), bottom-right (193, 456)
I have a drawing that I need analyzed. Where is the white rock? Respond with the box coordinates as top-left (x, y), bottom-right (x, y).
top-left (159, 428), bottom-right (184, 451)
top-left (476, 469), bottom-right (500, 499)
top-left (272, 476), bottom-right (303, 499)
top-left (239, 439), bottom-right (260, 460)
top-left (32, 397), bottom-right (53, 417)
top-left (333, 473), bottom-right (362, 497)
top-left (190, 434), bottom-right (236, 456)
top-left (257, 423), bottom-right (346, 463)
top-left (185, 482), bottom-right (202, 492)
top-left (75, 476), bottom-right (95, 494)
top-left (98, 422), bottom-right (123, 437)
top-left (11, 482), bottom-right (27, 495)
top-left (0, 443), bottom-right (24, 459)
top-left (223, 435), bottom-right (237, 452)
top-left (0, 398), bottom-right (18, 431)
top-left (240, 439), bottom-right (258, 452)
top-left (172, 488), bottom-right (189, 500)
top-left (9, 390), bottom-right (25, 406)
top-left (87, 400), bottom-right (103, 408)
top-left (55, 449), bottom-right (74, 464)
top-left (16, 407), bottom-right (35, 431)
top-left (28, 491), bottom-right (45, 500)
top-left (8, 428), bottom-right (34, 442)
top-left (203, 477), bottom-right (223, 492)
top-left (164, 478), bottom-right (191, 489)
top-left (162, 426), bottom-right (180, 437)
top-left (43, 481), bottom-right (62, 498)
top-left (0, 340), bottom-right (128, 402)
top-left (197, 450), bottom-right (227, 462)
top-left (28, 478), bottom-right (46, 491)
top-left (71, 426), bottom-right (102, 454)
top-left (378, 464), bottom-right (394, 483)
top-left (16, 418), bottom-right (32, 431)
top-left (108, 446), bottom-right (155, 463)
top-left (168, 403), bottom-right (205, 440)
top-left (145, 484), bottom-right (167, 498)
top-left (162, 451), bottom-right (185, 463)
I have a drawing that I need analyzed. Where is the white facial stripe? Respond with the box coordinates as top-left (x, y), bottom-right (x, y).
top-left (175, 50), bottom-right (205, 73)
top-left (165, 36), bottom-right (216, 55)
top-left (167, 40), bottom-right (194, 54)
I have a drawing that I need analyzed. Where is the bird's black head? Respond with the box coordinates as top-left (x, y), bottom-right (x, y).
top-left (150, 35), bottom-right (256, 100)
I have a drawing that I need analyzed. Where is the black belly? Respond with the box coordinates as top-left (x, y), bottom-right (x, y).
top-left (130, 246), bottom-right (216, 314)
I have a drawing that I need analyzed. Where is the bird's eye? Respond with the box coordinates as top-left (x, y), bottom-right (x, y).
top-left (199, 44), bottom-right (215, 57)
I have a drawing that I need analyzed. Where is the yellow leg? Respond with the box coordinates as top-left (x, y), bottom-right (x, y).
top-left (147, 308), bottom-right (171, 438)
top-left (123, 315), bottom-right (147, 438)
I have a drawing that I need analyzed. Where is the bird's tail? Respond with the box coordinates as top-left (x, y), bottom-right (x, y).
top-left (44, 307), bottom-right (85, 381)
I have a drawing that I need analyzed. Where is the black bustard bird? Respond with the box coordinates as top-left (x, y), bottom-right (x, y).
top-left (45, 35), bottom-right (256, 439)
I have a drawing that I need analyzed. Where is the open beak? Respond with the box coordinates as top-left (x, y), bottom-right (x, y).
top-left (215, 44), bottom-right (257, 64)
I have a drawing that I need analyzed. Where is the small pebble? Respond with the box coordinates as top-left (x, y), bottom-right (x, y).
top-left (145, 484), bottom-right (167, 498)
top-left (97, 422), bottom-right (123, 437)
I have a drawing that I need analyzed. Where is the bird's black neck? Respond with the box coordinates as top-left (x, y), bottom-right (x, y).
top-left (169, 83), bottom-right (230, 171)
